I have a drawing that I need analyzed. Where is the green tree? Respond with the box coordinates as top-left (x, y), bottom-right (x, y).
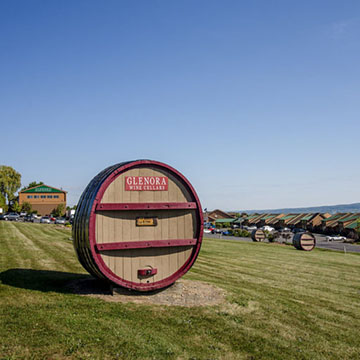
top-left (21, 202), bottom-right (32, 213)
top-left (53, 203), bottom-right (65, 217)
top-left (11, 201), bottom-right (21, 213)
top-left (0, 166), bottom-right (21, 205)
top-left (21, 181), bottom-right (44, 191)
top-left (0, 193), bottom-right (8, 212)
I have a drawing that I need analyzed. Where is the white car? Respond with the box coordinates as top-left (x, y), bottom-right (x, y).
top-left (55, 217), bottom-right (66, 225)
top-left (40, 216), bottom-right (51, 224)
top-left (245, 226), bottom-right (257, 231)
top-left (261, 225), bottom-right (275, 232)
top-left (326, 235), bottom-right (346, 242)
top-left (203, 229), bottom-right (211, 234)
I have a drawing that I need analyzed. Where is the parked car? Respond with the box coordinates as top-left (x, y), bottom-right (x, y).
top-left (279, 227), bottom-right (291, 232)
top-left (25, 214), bottom-right (34, 222)
top-left (292, 228), bottom-right (306, 234)
top-left (203, 228), bottom-right (212, 234)
top-left (40, 216), bottom-right (51, 224)
top-left (0, 214), bottom-right (8, 221)
top-left (211, 228), bottom-right (222, 234)
top-left (261, 225), bottom-right (275, 232)
top-left (55, 217), bottom-right (66, 225)
top-left (222, 230), bottom-right (230, 236)
top-left (6, 213), bottom-right (20, 221)
top-left (245, 226), bottom-right (257, 231)
top-left (25, 214), bottom-right (39, 222)
top-left (326, 235), bottom-right (346, 242)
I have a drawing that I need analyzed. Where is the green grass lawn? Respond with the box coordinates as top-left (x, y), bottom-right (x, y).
top-left (1, 221), bottom-right (360, 359)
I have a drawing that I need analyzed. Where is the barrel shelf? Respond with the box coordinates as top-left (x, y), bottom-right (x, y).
top-left (73, 160), bottom-right (203, 292)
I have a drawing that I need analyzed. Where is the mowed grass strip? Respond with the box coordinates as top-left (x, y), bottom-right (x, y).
top-left (0, 222), bottom-right (359, 359)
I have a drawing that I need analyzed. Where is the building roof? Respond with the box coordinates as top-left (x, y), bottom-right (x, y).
top-left (260, 215), bottom-right (274, 220)
top-left (215, 218), bottom-right (235, 223)
top-left (291, 213), bottom-right (319, 225)
top-left (246, 214), bottom-right (260, 220)
top-left (233, 217), bottom-right (245, 224)
top-left (301, 214), bottom-right (316, 221)
top-left (20, 184), bottom-right (66, 194)
top-left (326, 213), bottom-right (354, 228)
top-left (249, 214), bottom-right (267, 224)
top-left (265, 214), bottom-right (282, 224)
top-left (287, 213), bottom-right (307, 225)
top-left (208, 209), bottom-right (235, 219)
top-left (267, 214), bottom-right (286, 225)
top-left (322, 213), bottom-right (348, 223)
top-left (345, 221), bottom-right (359, 230)
top-left (338, 214), bottom-right (360, 223)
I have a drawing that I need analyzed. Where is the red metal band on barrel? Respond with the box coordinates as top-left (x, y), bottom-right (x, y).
top-left (95, 239), bottom-right (197, 251)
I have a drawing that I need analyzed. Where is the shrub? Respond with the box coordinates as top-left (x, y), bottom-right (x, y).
top-left (268, 231), bottom-right (280, 243)
top-left (267, 233), bottom-right (276, 242)
top-left (235, 230), bottom-right (250, 238)
top-left (53, 203), bottom-right (66, 217)
top-left (21, 202), bottom-right (32, 213)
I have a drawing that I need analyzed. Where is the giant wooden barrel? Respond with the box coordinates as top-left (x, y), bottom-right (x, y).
top-left (293, 232), bottom-right (316, 251)
top-left (73, 160), bottom-right (203, 292)
top-left (251, 229), bottom-right (266, 242)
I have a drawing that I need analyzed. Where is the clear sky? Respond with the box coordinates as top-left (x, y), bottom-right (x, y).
top-left (1, 1), bottom-right (359, 210)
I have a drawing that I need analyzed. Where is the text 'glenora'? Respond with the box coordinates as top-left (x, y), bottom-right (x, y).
top-left (125, 176), bottom-right (168, 191)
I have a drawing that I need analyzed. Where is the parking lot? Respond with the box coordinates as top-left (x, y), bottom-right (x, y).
top-left (204, 231), bottom-right (360, 253)
top-left (0, 214), bottom-right (70, 225)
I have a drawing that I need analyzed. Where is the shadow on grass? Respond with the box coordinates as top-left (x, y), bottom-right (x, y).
top-left (0, 268), bottom-right (171, 296)
top-left (0, 268), bottom-right (110, 294)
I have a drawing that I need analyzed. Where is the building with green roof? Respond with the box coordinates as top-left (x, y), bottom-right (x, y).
top-left (19, 184), bottom-right (67, 216)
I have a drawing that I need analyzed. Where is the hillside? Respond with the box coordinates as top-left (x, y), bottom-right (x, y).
top-left (241, 202), bottom-right (360, 215)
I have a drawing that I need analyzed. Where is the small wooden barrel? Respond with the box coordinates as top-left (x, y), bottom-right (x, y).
top-left (293, 232), bottom-right (316, 251)
top-left (73, 160), bottom-right (203, 292)
top-left (251, 229), bottom-right (266, 242)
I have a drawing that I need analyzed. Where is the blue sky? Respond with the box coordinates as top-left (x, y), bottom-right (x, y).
top-left (1, 1), bottom-right (359, 210)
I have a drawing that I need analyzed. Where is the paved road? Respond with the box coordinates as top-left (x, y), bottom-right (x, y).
top-left (204, 232), bottom-right (360, 253)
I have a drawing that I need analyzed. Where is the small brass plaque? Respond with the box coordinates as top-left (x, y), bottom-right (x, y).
top-left (136, 217), bottom-right (158, 226)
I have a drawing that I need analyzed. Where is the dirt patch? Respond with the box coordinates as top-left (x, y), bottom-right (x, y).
top-left (68, 278), bottom-right (226, 307)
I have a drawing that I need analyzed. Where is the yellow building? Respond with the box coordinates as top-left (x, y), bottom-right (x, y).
top-left (19, 184), bottom-right (67, 216)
